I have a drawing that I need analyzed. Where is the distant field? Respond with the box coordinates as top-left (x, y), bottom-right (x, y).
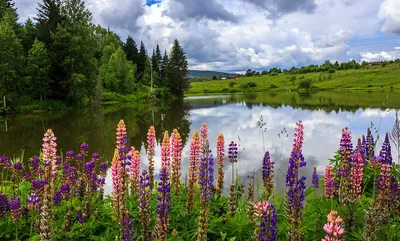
top-left (186, 63), bottom-right (400, 95)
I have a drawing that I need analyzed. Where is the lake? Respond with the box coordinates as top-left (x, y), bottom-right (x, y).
top-left (1, 91), bottom-right (400, 194)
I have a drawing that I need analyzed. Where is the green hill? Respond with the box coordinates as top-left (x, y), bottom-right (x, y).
top-left (186, 63), bottom-right (400, 95)
top-left (188, 70), bottom-right (234, 79)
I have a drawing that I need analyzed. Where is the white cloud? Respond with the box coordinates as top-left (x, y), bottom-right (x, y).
top-left (360, 51), bottom-right (395, 62)
top-left (378, 0), bottom-right (400, 35)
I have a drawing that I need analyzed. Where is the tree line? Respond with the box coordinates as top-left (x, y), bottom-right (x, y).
top-left (0, 0), bottom-right (189, 107)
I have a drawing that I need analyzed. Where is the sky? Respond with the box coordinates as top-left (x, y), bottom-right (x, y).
top-left (15, 0), bottom-right (400, 72)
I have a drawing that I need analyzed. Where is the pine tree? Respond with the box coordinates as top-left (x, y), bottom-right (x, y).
top-left (151, 49), bottom-right (159, 86)
top-left (160, 50), bottom-right (169, 87)
top-left (166, 39), bottom-right (189, 96)
top-left (123, 36), bottom-right (139, 66)
top-left (35, 0), bottom-right (63, 46)
top-left (0, 0), bottom-right (17, 21)
top-left (25, 39), bottom-right (51, 100)
top-left (137, 41), bottom-right (147, 81)
top-left (21, 18), bottom-right (37, 53)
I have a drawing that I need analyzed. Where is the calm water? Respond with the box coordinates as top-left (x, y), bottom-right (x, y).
top-left (1, 91), bottom-right (400, 194)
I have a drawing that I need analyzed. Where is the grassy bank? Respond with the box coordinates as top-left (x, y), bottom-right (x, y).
top-left (187, 63), bottom-right (400, 95)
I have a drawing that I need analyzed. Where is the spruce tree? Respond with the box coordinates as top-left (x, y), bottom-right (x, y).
top-left (123, 36), bottom-right (139, 66)
top-left (35, 0), bottom-right (63, 46)
top-left (166, 39), bottom-right (188, 96)
top-left (160, 50), bottom-right (169, 87)
top-left (137, 41), bottom-right (147, 82)
top-left (21, 18), bottom-right (37, 53)
top-left (0, 0), bottom-right (17, 21)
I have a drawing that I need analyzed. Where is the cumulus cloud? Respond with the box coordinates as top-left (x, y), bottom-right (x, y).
top-left (378, 0), bottom-right (400, 35)
top-left (360, 51), bottom-right (395, 62)
top-left (244, 0), bottom-right (317, 18)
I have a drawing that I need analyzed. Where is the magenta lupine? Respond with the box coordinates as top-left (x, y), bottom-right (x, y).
top-left (147, 126), bottom-right (156, 189)
top-left (377, 163), bottom-right (391, 222)
top-left (161, 131), bottom-right (171, 169)
top-left (156, 165), bottom-right (171, 241)
top-left (351, 151), bottom-right (364, 202)
top-left (322, 211), bottom-right (344, 241)
top-left (0, 193), bottom-right (9, 217)
top-left (197, 143), bottom-right (214, 241)
top-left (186, 131), bottom-right (201, 213)
top-left (338, 127), bottom-right (353, 205)
top-left (216, 134), bottom-right (225, 196)
top-left (42, 129), bottom-right (57, 183)
top-left (286, 120), bottom-right (306, 241)
top-left (121, 211), bottom-right (135, 241)
top-left (324, 166), bottom-right (336, 199)
top-left (139, 170), bottom-right (151, 241)
top-left (171, 129), bottom-right (183, 195)
top-left (262, 151), bottom-right (275, 197)
top-left (254, 201), bottom-right (277, 241)
top-left (129, 149), bottom-right (140, 195)
top-left (9, 197), bottom-right (21, 224)
top-left (312, 165), bottom-right (319, 189)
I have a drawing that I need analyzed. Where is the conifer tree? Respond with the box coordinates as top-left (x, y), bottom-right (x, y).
top-left (166, 39), bottom-right (188, 96)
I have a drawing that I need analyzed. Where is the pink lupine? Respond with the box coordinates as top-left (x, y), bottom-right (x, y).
top-left (324, 166), bottom-right (336, 199)
top-left (322, 210), bottom-right (344, 241)
top-left (129, 149), bottom-right (140, 195)
top-left (111, 149), bottom-right (123, 224)
top-left (186, 131), bottom-right (201, 213)
top-left (171, 129), bottom-right (183, 195)
top-left (116, 120), bottom-right (128, 157)
top-left (161, 131), bottom-right (170, 169)
top-left (147, 126), bottom-right (156, 189)
top-left (292, 121), bottom-right (304, 154)
top-left (216, 134), bottom-right (225, 196)
top-left (42, 129), bottom-right (57, 181)
top-left (351, 151), bottom-right (364, 201)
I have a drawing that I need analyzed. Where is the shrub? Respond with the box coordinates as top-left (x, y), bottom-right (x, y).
top-left (298, 80), bottom-right (312, 90)
top-left (222, 88), bottom-right (229, 92)
top-left (328, 68), bottom-right (336, 73)
top-left (270, 83), bottom-right (278, 89)
top-left (229, 81), bottom-right (236, 88)
top-left (299, 76), bottom-right (305, 79)
top-left (247, 82), bottom-right (257, 88)
top-left (367, 85), bottom-right (373, 88)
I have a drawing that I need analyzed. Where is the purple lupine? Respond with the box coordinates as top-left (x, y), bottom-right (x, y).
top-left (379, 133), bottom-right (392, 165)
top-left (286, 150), bottom-right (307, 240)
top-left (100, 162), bottom-right (107, 176)
top-left (66, 151), bottom-right (74, 160)
top-left (55, 156), bottom-right (62, 166)
top-left (121, 211), bottom-right (135, 241)
top-left (256, 201), bottom-right (277, 241)
top-left (76, 208), bottom-right (86, 224)
top-left (389, 176), bottom-right (399, 211)
top-left (76, 154), bottom-right (83, 162)
top-left (60, 183), bottom-right (71, 198)
top-left (262, 151), bottom-right (274, 194)
top-left (228, 141), bottom-right (238, 163)
top-left (155, 166), bottom-right (171, 241)
top-left (22, 172), bottom-right (31, 181)
top-left (30, 156), bottom-right (42, 177)
top-left (0, 155), bottom-right (11, 168)
top-left (13, 162), bottom-right (23, 172)
top-left (62, 162), bottom-right (71, 182)
top-left (9, 197), bottom-right (21, 224)
top-left (92, 153), bottom-right (100, 161)
top-left (0, 193), bottom-right (9, 217)
top-left (31, 179), bottom-right (48, 195)
top-left (312, 165), bottom-right (319, 189)
top-left (27, 193), bottom-right (40, 211)
top-left (53, 190), bottom-right (62, 206)
top-left (69, 166), bottom-right (78, 185)
top-left (366, 128), bottom-right (375, 158)
top-left (139, 169), bottom-right (151, 240)
top-left (83, 160), bottom-right (97, 191)
top-left (80, 143), bottom-right (89, 156)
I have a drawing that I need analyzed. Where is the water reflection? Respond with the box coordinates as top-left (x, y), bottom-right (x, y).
top-left (1, 91), bottom-right (399, 194)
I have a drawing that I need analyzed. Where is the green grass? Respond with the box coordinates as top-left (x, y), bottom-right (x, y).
top-left (186, 63), bottom-right (400, 95)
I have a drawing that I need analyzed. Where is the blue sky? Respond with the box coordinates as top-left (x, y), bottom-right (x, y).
top-left (15, 0), bottom-right (400, 72)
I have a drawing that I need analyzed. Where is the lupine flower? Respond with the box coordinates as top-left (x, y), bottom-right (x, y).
top-left (322, 210), bottom-right (344, 241)
top-left (247, 176), bottom-right (255, 223)
top-left (92, 153), bottom-right (100, 161)
top-left (228, 141), bottom-right (238, 163)
top-left (98, 162), bottom-right (107, 199)
top-left (121, 211), bottom-right (135, 241)
top-left (0, 193), bottom-right (9, 217)
top-left (324, 166), bottom-right (336, 199)
top-left (40, 185), bottom-right (53, 240)
top-left (83, 160), bottom-right (97, 191)
top-left (60, 183), bottom-right (71, 199)
top-left (254, 201), bottom-right (277, 241)
top-left (377, 163), bottom-right (391, 222)
top-left (76, 154), bottom-right (83, 162)
top-left (22, 172), bottom-right (31, 181)
top-left (79, 142), bottom-right (89, 156)
top-left (197, 143), bottom-right (214, 241)
top-left (100, 162), bottom-right (107, 176)
top-left (112, 149), bottom-right (123, 223)
top-left (292, 120), bottom-right (304, 154)
top-left (42, 129), bottom-right (57, 181)
top-left (147, 126), bottom-right (156, 190)
top-left (161, 131), bottom-right (171, 169)
top-left (356, 138), bottom-right (366, 162)
top-left (186, 131), bottom-right (201, 213)
top-left (351, 151), bottom-right (364, 201)
top-left (27, 193), bottom-right (40, 211)
top-left (76, 208), bottom-right (87, 224)
top-left (53, 190), bottom-right (62, 206)
top-left (389, 176), bottom-right (399, 213)
top-left (215, 134), bottom-right (225, 196)
top-left (286, 121), bottom-right (307, 241)
top-left (338, 127), bottom-right (353, 205)
top-left (129, 149), bottom-right (140, 195)
top-left (30, 156), bottom-right (42, 178)
top-left (139, 170), bottom-right (151, 241)
top-left (10, 197), bottom-right (21, 224)
top-left (31, 179), bottom-right (48, 196)
top-left (66, 151), bottom-right (74, 160)
top-left (156, 166), bottom-right (171, 241)
top-left (366, 128), bottom-right (375, 158)
top-left (171, 129), bottom-right (183, 195)
top-left (117, 120), bottom-right (128, 159)
top-left (0, 155), bottom-right (11, 168)
top-left (200, 123), bottom-right (208, 150)
top-left (379, 133), bottom-right (392, 165)
top-left (312, 165), bottom-right (319, 189)
top-left (13, 161), bottom-right (23, 172)
top-left (262, 151), bottom-right (274, 197)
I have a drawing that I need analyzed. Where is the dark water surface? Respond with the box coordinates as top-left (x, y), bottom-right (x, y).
top-left (1, 91), bottom-right (400, 194)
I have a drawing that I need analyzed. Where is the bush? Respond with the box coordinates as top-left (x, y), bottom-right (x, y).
top-left (299, 76), bottom-right (305, 79)
top-left (367, 85), bottom-right (373, 88)
top-left (328, 68), bottom-right (336, 73)
top-left (222, 88), bottom-right (229, 92)
top-left (247, 82), bottom-right (257, 88)
top-left (269, 83), bottom-right (278, 89)
top-left (229, 81), bottom-right (236, 88)
top-left (298, 80), bottom-right (312, 90)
